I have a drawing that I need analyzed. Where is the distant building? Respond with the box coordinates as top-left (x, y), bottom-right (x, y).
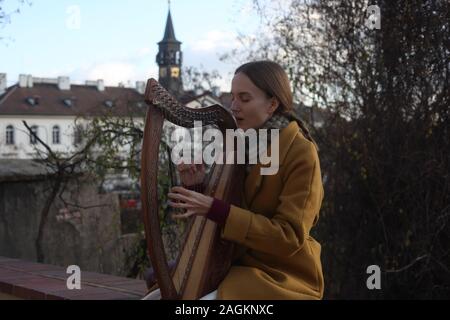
top-left (0, 75), bottom-right (145, 159)
top-left (156, 9), bottom-right (184, 98)
top-left (0, 8), bottom-right (225, 160)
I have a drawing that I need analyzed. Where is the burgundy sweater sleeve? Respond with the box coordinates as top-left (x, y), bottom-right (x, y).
top-left (206, 198), bottom-right (231, 226)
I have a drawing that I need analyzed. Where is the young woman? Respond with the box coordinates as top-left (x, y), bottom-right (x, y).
top-left (168, 60), bottom-right (325, 300)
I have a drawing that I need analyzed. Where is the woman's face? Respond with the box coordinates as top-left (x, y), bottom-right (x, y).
top-left (230, 72), bottom-right (278, 130)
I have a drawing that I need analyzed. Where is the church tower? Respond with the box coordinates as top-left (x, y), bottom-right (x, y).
top-left (156, 8), bottom-right (183, 97)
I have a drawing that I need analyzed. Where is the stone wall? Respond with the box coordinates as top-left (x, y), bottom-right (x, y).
top-left (0, 160), bottom-right (141, 276)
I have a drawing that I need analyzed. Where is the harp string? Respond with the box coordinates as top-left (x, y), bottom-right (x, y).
top-left (165, 123), bottom-right (186, 295)
top-left (168, 146), bottom-right (179, 294)
top-left (159, 104), bottom-right (221, 298)
top-left (164, 121), bottom-right (202, 297)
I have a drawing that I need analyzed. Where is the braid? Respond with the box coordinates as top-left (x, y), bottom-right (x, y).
top-left (283, 111), bottom-right (320, 152)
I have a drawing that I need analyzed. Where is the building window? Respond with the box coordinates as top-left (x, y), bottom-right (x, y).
top-left (104, 100), bottom-right (114, 108)
top-left (30, 125), bottom-right (39, 144)
top-left (6, 125), bottom-right (14, 145)
top-left (52, 125), bottom-right (61, 144)
top-left (74, 125), bottom-right (83, 145)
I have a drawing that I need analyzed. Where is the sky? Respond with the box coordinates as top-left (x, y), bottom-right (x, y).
top-left (0, 0), bottom-right (260, 90)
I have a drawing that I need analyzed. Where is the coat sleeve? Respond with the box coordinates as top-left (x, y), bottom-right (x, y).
top-left (220, 140), bottom-right (324, 258)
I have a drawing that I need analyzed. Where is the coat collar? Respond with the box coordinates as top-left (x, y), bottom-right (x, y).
top-left (244, 121), bottom-right (300, 206)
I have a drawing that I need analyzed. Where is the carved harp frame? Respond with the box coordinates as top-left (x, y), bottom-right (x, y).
top-left (140, 79), bottom-right (243, 300)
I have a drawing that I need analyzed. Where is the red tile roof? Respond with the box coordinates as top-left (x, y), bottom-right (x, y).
top-left (0, 83), bottom-right (146, 117)
top-left (0, 83), bottom-right (230, 117)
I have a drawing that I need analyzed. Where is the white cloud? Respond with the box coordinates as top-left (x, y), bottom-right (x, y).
top-left (216, 74), bottom-right (233, 92)
top-left (190, 30), bottom-right (241, 53)
top-left (136, 47), bottom-right (153, 57)
top-left (87, 62), bottom-right (136, 85)
top-left (54, 60), bottom-right (158, 87)
top-left (78, 47), bottom-right (160, 86)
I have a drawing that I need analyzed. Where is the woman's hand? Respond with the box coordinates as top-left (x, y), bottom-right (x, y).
top-left (177, 162), bottom-right (206, 187)
top-left (168, 186), bottom-right (214, 219)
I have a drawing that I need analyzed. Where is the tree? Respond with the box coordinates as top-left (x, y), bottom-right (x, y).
top-left (21, 103), bottom-right (146, 264)
top-left (182, 65), bottom-right (223, 94)
top-left (0, 0), bottom-right (32, 41)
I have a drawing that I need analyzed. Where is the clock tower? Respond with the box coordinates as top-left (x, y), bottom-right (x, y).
top-left (156, 9), bottom-right (183, 97)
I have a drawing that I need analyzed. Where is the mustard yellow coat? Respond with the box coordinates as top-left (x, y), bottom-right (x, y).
top-left (217, 121), bottom-right (325, 300)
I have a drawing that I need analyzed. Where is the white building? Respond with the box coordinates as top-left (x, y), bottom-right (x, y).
top-left (0, 73), bottom-right (223, 160)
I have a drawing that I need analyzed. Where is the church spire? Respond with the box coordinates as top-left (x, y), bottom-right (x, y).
top-left (156, 5), bottom-right (183, 97)
top-left (161, 9), bottom-right (180, 43)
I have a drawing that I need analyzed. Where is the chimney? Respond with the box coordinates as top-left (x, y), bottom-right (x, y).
top-left (85, 79), bottom-right (105, 91)
top-left (97, 79), bottom-right (105, 92)
top-left (27, 75), bottom-right (33, 88)
top-left (19, 74), bottom-right (28, 88)
top-left (58, 76), bottom-right (71, 90)
top-left (0, 73), bottom-right (6, 95)
top-left (211, 86), bottom-right (221, 97)
top-left (136, 81), bottom-right (146, 94)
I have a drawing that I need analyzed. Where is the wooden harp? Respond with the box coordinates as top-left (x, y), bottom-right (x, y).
top-left (140, 79), bottom-right (244, 300)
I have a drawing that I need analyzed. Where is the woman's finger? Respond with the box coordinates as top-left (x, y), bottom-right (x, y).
top-left (167, 201), bottom-right (191, 209)
top-left (177, 163), bottom-right (190, 172)
top-left (171, 186), bottom-right (192, 196)
top-left (177, 162), bottom-right (196, 171)
top-left (172, 211), bottom-right (195, 219)
top-left (167, 192), bottom-right (191, 203)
